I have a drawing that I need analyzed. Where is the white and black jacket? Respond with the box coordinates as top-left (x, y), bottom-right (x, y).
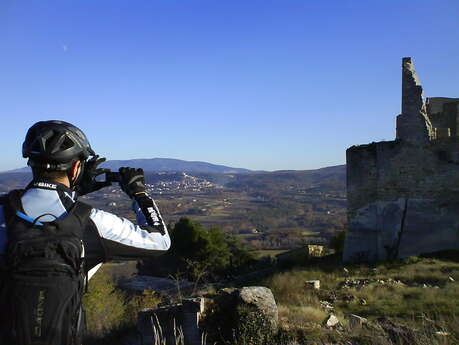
top-left (0, 180), bottom-right (171, 279)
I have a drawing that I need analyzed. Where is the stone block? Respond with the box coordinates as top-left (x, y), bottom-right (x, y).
top-left (305, 280), bottom-right (320, 290)
top-left (137, 299), bottom-right (206, 345)
top-left (307, 245), bottom-right (324, 257)
top-left (345, 314), bottom-right (367, 329)
top-left (323, 314), bottom-right (340, 328)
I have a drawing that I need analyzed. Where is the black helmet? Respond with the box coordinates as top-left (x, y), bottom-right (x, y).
top-left (23, 120), bottom-right (95, 170)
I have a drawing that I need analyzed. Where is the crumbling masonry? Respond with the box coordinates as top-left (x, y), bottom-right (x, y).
top-left (343, 57), bottom-right (459, 262)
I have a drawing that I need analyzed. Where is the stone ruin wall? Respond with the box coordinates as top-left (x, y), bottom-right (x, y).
top-left (343, 58), bottom-right (459, 262)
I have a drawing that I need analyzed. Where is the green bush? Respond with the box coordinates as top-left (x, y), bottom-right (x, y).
top-left (83, 269), bottom-right (161, 344)
top-left (138, 217), bottom-right (256, 281)
top-left (329, 230), bottom-right (346, 253)
top-left (172, 218), bottom-right (230, 275)
top-left (83, 271), bottom-right (126, 337)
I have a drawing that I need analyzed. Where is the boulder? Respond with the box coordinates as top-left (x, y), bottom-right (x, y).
top-left (202, 286), bottom-right (278, 344)
top-left (236, 287), bottom-right (278, 330)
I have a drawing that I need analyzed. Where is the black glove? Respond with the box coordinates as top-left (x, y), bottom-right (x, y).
top-left (119, 167), bottom-right (146, 198)
top-left (135, 193), bottom-right (166, 235)
top-left (75, 156), bottom-right (112, 196)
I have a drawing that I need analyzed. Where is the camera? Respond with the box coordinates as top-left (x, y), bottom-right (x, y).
top-left (105, 171), bottom-right (121, 183)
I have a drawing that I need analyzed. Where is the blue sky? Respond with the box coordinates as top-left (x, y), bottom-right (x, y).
top-left (0, 0), bottom-right (458, 171)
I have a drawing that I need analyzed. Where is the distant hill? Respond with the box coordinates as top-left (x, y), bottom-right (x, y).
top-left (5, 167), bottom-right (31, 173)
top-left (2, 158), bottom-right (251, 174)
top-left (0, 172), bottom-right (33, 191)
top-left (221, 164), bottom-right (346, 193)
top-left (99, 158), bottom-right (251, 174)
top-left (0, 164), bottom-right (347, 194)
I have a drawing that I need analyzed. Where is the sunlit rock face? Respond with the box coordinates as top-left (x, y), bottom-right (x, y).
top-left (344, 58), bottom-right (459, 263)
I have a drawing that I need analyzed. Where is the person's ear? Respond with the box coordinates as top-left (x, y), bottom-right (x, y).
top-left (70, 160), bottom-right (82, 182)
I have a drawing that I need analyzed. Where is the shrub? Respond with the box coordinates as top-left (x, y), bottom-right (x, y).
top-left (329, 230), bottom-right (346, 253)
top-left (83, 270), bottom-right (126, 337)
top-left (123, 290), bottom-right (161, 325)
top-left (138, 217), bottom-right (256, 281)
top-left (83, 270), bottom-right (161, 344)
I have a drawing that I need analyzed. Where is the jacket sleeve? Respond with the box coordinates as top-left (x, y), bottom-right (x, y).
top-left (89, 196), bottom-right (170, 260)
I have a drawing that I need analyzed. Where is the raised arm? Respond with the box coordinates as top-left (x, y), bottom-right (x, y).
top-left (89, 167), bottom-right (170, 260)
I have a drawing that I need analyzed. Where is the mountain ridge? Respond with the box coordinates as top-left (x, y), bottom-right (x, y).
top-left (2, 158), bottom-right (252, 174)
top-left (2, 158), bottom-right (345, 174)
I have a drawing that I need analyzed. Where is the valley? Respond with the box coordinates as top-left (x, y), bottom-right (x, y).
top-left (0, 165), bottom-right (347, 251)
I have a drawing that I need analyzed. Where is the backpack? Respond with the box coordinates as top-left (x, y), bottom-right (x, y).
top-left (0, 189), bottom-right (92, 345)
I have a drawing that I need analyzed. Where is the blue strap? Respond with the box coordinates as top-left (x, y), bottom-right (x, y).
top-left (15, 211), bottom-right (44, 226)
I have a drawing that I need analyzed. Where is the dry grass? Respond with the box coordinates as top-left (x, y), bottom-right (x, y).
top-left (278, 305), bottom-right (327, 330)
top-left (338, 282), bottom-right (459, 318)
top-left (266, 269), bottom-right (340, 306)
top-left (261, 255), bottom-right (459, 344)
top-left (85, 254), bottom-right (459, 344)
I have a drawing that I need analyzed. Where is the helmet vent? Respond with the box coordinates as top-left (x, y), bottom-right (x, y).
top-left (61, 137), bottom-right (75, 150)
top-left (30, 140), bottom-right (42, 154)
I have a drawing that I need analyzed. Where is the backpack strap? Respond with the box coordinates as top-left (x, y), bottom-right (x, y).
top-left (65, 201), bottom-right (93, 292)
top-left (2, 190), bottom-right (26, 228)
top-left (6, 190), bottom-right (25, 213)
top-left (0, 194), bottom-right (8, 266)
top-left (70, 201), bottom-right (93, 227)
top-left (44, 200), bottom-right (93, 239)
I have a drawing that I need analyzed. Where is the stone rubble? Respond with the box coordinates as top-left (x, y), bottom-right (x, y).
top-left (336, 277), bottom-right (447, 290)
top-left (323, 314), bottom-right (341, 328)
top-left (345, 314), bottom-right (368, 329)
top-left (319, 300), bottom-right (334, 311)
